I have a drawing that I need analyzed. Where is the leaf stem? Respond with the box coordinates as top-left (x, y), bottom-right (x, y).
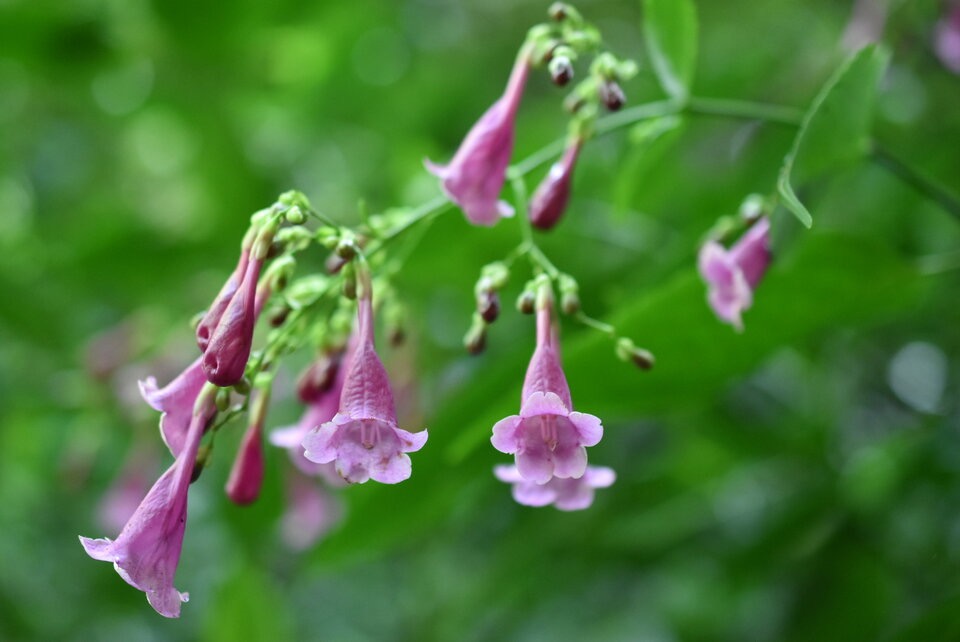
top-left (871, 144), bottom-right (960, 222)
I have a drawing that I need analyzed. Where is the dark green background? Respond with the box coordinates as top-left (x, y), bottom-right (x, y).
top-left (1, 0), bottom-right (958, 640)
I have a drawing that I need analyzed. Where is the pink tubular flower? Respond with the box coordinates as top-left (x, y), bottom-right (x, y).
top-left (138, 357), bottom-right (207, 457)
top-left (196, 249), bottom-right (249, 353)
top-left (202, 256), bottom-right (264, 386)
top-left (697, 216), bottom-right (772, 331)
top-left (80, 392), bottom-right (215, 618)
top-left (301, 283), bottom-right (427, 484)
top-left (425, 48), bottom-right (531, 226)
top-left (491, 292), bottom-right (603, 484)
top-left (225, 395), bottom-right (266, 505)
top-left (529, 138), bottom-right (582, 230)
top-left (494, 464), bottom-right (616, 511)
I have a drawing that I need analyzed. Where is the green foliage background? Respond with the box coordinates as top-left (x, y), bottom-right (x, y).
top-left (1, 0), bottom-right (959, 640)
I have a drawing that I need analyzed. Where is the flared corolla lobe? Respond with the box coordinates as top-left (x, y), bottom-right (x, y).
top-left (494, 464), bottom-right (616, 510)
top-left (491, 296), bottom-right (603, 484)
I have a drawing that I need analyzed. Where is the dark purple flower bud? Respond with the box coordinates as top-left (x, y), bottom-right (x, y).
top-left (202, 256), bottom-right (263, 387)
top-left (598, 80), bottom-right (626, 111)
top-left (297, 351), bottom-right (342, 404)
top-left (549, 57), bottom-right (574, 86)
top-left (529, 139), bottom-right (582, 230)
top-left (477, 289), bottom-right (501, 323)
top-left (425, 48), bottom-right (532, 226)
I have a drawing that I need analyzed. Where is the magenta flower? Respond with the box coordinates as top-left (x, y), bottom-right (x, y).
top-left (529, 138), bottom-right (582, 230)
top-left (196, 249), bottom-right (249, 353)
top-left (494, 464), bottom-right (616, 511)
top-left (225, 407), bottom-right (265, 506)
top-left (491, 293), bottom-right (603, 484)
top-left (425, 48), bottom-right (531, 226)
top-left (301, 287), bottom-right (427, 484)
top-left (80, 393), bottom-right (215, 618)
top-left (138, 357), bottom-right (207, 457)
top-left (202, 255), bottom-right (264, 386)
top-left (698, 216), bottom-right (772, 331)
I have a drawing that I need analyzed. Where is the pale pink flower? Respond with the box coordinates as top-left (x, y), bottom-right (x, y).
top-left (936, 4), bottom-right (960, 74)
top-left (425, 49), bottom-right (531, 226)
top-left (494, 464), bottom-right (616, 511)
top-left (301, 288), bottom-right (427, 484)
top-left (79, 395), bottom-right (215, 618)
top-left (529, 138), bottom-right (582, 230)
top-left (698, 217), bottom-right (772, 331)
top-left (279, 472), bottom-right (343, 551)
top-left (491, 295), bottom-right (603, 484)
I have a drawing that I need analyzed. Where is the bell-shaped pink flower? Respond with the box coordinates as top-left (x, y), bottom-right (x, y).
top-left (196, 249), bottom-right (249, 353)
top-left (225, 404), bottom-right (265, 505)
top-left (494, 464), bottom-right (615, 511)
top-left (491, 294), bottom-right (603, 484)
top-left (698, 216), bottom-right (772, 331)
top-left (202, 256), bottom-right (264, 386)
top-left (79, 394), bottom-right (215, 618)
top-left (301, 286), bottom-right (427, 484)
top-left (138, 357), bottom-right (206, 457)
top-left (528, 138), bottom-right (582, 230)
top-left (425, 48), bottom-right (531, 226)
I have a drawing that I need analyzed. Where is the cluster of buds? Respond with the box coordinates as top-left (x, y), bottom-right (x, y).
top-left (426, 4), bottom-right (636, 232)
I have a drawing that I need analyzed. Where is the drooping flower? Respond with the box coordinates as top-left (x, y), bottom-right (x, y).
top-left (491, 289), bottom-right (603, 484)
top-left (80, 390), bottom-right (215, 619)
top-left (202, 255), bottom-right (264, 386)
top-left (425, 47), bottom-right (531, 226)
top-left (494, 464), bottom-right (616, 511)
top-left (697, 216), bottom-right (772, 331)
top-left (225, 393), bottom-right (266, 505)
top-left (138, 357), bottom-right (207, 457)
top-left (279, 471), bottom-right (343, 551)
top-left (302, 280), bottom-right (427, 484)
top-left (196, 249), bottom-right (250, 353)
top-left (528, 137), bottom-right (583, 230)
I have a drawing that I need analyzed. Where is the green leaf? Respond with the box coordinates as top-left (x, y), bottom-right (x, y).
top-left (642, 0), bottom-right (698, 101)
top-left (778, 45), bottom-right (890, 227)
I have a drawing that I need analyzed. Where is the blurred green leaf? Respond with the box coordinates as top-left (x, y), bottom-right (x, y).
top-left (642, 0), bottom-right (698, 101)
top-left (778, 45), bottom-right (890, 228)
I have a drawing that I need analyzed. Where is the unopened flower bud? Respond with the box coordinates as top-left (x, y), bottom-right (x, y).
top-left (738, 193), bottom-right (766, 223)
top-left (335, 239), bottom-right (357, 260)
top-left (598, 80), bottom-right (626, 111)
top-left (464, 314), bottom-right (488, 355)
top-left (316, 227), bottom-right (339, 249)
top-left (326, 253), bottom-right (347, 274)
top-left (616, 337), bottom-right (655, 370)
top-left (215, 388), bottom-right (232, 413)
top-left (548, 2), bottom-right (568, 20)
top-left (232, 377), bottom-right (252, 396)
top-left (529, 139), bottom-right (582, 230)
top-left (296, 353), bottom-right (341, 403)
top-left (561, 291), bottom-right (580, 315)
top-left (285, 205), bottom-right (306, 225)
top-left (516, 289), bottom-right (536, 314)
top-left (549, 56), bottom-right (574, 86)
top-left (477, 289), bottom-right (501, 323)
top-left (191, 444), bottom-right (213, 483)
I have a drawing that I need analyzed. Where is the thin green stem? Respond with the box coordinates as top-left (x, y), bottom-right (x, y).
top-left (871, 144), bottom-right (960, 222)
top-left (573, 311), bottom-right (616, 338)
top-left (687, 96), bottom-right (804, 127)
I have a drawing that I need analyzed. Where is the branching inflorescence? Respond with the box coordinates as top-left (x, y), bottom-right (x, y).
top-left (82, 0), bottom-right (945, 618)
